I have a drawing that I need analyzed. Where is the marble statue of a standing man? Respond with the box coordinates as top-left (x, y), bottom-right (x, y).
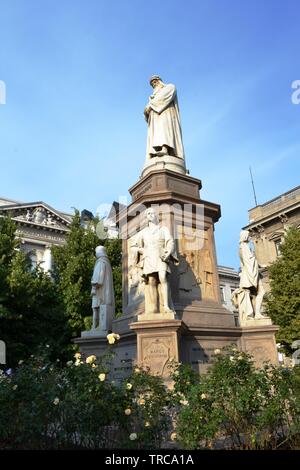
top-left (232, 230), bottom-right (266, 323)
top-left (144, 76), bottom-right (185, 161)
top-left (90, 245), bottom-right (115, 333)
top-left (133, 207), bottom-right (178, 315)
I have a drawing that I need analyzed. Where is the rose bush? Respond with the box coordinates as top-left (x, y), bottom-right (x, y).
top-left (1, 344), bottom-right (300, 449)
top-left (172, 346), bottom-right (300, 449)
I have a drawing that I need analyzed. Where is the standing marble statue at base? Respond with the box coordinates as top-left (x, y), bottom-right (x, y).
top-left (232, 230), bottom-right (267, 325)
top-left (132, 207), bottom-right (178, 315)
top-left (81, 245), bottom-right (115, 337)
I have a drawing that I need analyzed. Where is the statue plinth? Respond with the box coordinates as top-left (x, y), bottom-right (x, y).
top-left (130, 319), bottom-right (185, 386)
top-left (241, 316), bottom-right (272, 327)
top-left (137, 311), bottom-right (176, 322)
top-left (238, 323), bottom-right (279, 368)
top-left (141, 155), bottom-right (187, 178)
top-left (81, 328), bottom-right (108, 338)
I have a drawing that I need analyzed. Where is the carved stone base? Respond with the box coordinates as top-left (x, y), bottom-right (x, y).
top-left (81, 328), bottom-right (108, 338)
top-left (238, 324), bottom-right (279, 367)
top-left (130, 319), bottom-right (185, 386)
top-left (74, 335), bottom-right (108, 358)
top-left (137, 311), bottom-right (176, 322)
top-left (240, 316), bottom-right (272, 327)
top-left (141, 155), bottom-right (187, 178)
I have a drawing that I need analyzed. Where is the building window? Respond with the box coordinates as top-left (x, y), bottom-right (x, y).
top-left (220, 287), bottom-right (225, 302)
top-left (274, 239), bottom-right (282, 256)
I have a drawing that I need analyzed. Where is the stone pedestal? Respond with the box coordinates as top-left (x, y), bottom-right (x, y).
top-left (238, 324), bottom-right (279, 368)
top-left (130, 318), bottom-right (185, 386)
top-left (141, 155), bottom-right (187, 178)
top-left (81, 328), bottom-right (108, 338)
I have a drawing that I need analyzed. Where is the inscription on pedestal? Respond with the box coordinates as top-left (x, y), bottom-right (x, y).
top-left (142, 337), bottom-right (172, 376)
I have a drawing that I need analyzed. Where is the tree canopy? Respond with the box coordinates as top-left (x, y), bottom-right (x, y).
top-left (0, 216), bottom-right (69, 368)
top-left (0, 212), bottom-right (123, 368)
top-left (266, 226), bottom-right (300, 352)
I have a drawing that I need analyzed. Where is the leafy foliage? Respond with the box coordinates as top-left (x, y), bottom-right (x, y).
top-left (0, 348), bottom-right (169, 449)
top-left (0, 344), bottom-right (300, 449)
top-left (0, 217), bottom-right (69, 368)
top-left (265, 226), bottom-right (300, 351)
top-left (173, 346), bottom-right (300, 449)
top-left (121, 366), bottom-right (170, 449)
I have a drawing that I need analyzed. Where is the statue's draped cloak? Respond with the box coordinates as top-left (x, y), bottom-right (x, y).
top-left (239, 242), bottom-right (259, 289)
top-left (146, 83), bottom-right (185, 160)
top-left (91, 256), bottom-right (115, 307)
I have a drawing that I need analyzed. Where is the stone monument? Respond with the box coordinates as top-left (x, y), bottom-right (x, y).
top-left (75, 76), bottom-right (278, 376)
top-left (131, 206), bottom-right (178, 318)
top-left (232, 230), bottom-right (270, 326)
top-left (142, 75), bottom-right (186, 177)
top-left (81, 245), bottom-right (115, 338)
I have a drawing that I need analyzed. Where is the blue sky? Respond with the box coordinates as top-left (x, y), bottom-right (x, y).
top-left (0, 0), bottom-right (299, 269)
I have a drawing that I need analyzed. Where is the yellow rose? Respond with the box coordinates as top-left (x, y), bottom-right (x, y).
top-left (86, 355), bottom-right (97, 364)
top-left (98, 373), bottom-right (106, 382)
top-left (138, 398), bottom-right (146, 406)
top-left (74, 352), bottom-right (81, 360)
top-left (107, 333), bottom-right (120, 344)
top-left (180, 399), bottom-right (189, 406)
top-left (145, 421), bottom-right (150, 427)
top-left (107, 333), bottom-right (116, 344)
top-left (126, 383), bottom-right (133, 390)
top-left (53, 397), bottom-right (60, 405)
top-left (129, 433), bottom-right (137, 441)
top-left (170, 432), bottom-right (177, 441)
top-left (124, 408), bottom-right (132, 416)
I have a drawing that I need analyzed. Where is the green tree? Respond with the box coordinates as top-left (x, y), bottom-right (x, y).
top-left (0, 216), bottom-right (19, 320)
top-left (265, 226), bottom-right (300, 351)
top-left (0, 216), bottom-right (69, 368)
top-left (52, 211), bottom-right (122, 339)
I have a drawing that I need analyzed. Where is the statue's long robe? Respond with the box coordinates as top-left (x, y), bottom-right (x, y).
top-left (91, 256), bottom-right (115, 308)
top-left (239, 242), bottom-right (259, 289)
top-left (146, 83), bottom-right (185, 160)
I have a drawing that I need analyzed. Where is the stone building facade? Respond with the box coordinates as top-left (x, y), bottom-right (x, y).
top-left (243, 184), bottom-right (300, 289)
top-left (0, 197), bottom-right (72, 271)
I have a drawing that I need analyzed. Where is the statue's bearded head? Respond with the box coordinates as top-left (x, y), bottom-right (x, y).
top-left (145, 207), bottom-right (159, 224)
top-left (149, 75), bottom-right (163, 89)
